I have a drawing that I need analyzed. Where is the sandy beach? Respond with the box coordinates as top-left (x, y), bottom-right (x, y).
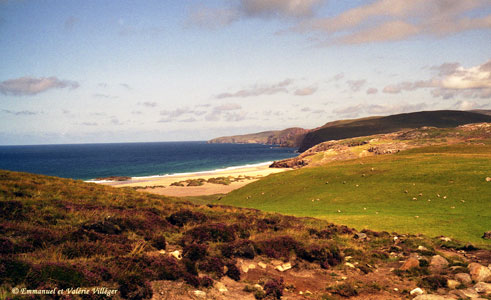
top-left (99, 164), bottom-right (290, 197)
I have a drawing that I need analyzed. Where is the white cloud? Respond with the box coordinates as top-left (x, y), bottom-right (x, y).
top-left (347, 79), bottom-right (366, 92)
top-left (1, 109), bottom-right (38, 116)
top-left (215, 79), bottom-right (293, 98)
top-left (0, 76), bottom-right (79, 96)
top-left (239, 0), bottom-right (325, 18)
top-left (383, 59), bottom-right (491, 99)
top-left (186, 0), bottom-right (326, 29)
top-left (294, 86), bottom-right (317, 96)
top-left (187, 7), bottom-right (239, 29)
top-left (296, 0), bottom-right (491, 45)
top-left (139, 101), bottom-right (157, 107)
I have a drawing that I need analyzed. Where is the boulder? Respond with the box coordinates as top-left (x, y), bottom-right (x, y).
top-left (469, 263), bottom-right (491, 282)
top-left (258, 262), bottom-right (267, 269)
top-left (451, 288), bottom-right (480, 299)
top-left (474, 282), bottom-right (491, 294)
top-left (455, 273), bottom-right (472, 285)
top-left (482, 231), bottom-right (491, 240)
top-left (430, 255), bottom-right (449, 272)
top-left (193, 290), bottom-right (206, 298)
top-left (354, 232), bottom-right (368, 240)
top-left (447, 279), bottom-right (460, 289)
top-left (215, 282), bottom-right (228, 293)
top-left (275, 262), bottom-right (292, 272)
top-left (170, 250), bottom-right (182, 260)
top-left (400, 257), bottom-right (420, 270)
top-left (410, 287), bottom-right (424, 296)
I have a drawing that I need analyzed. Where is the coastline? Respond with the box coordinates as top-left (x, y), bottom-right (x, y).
top-left (97, 162), bottom-right (291, 197)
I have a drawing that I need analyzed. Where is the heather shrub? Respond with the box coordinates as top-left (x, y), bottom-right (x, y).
top-left (61, 241), bottom-right (129, 259)
top-left (419, 275), bottom-right (447, 290)
top-left (26, 262), bottom-right (87, 289)
top-left (0, 200), bottom-right (25, 220)
top-left (0, 257), bottom-right (30, 285)
top-left (82, 219), bottom-right (123, 235)
top-left (0, 237), bottom-right (13, 254)
top-left (183, 223), bottom-right (236, 244)
top-left (298, 244), bottom-right (343, 267)
top-left (255, 236), bottom-right (301, 259)
top-left (150, 234), bottom-right (166, 250)
top-left (183, 272), bottom-right (200, 287)
top-left (198, 257), bottom-right (225, 278)
top-left (183, 243), bottom-right (208, 261)
top-left (225, 262), bottom-right (241, 281)
top-left (264, 278), bottom-right (284, 299)
top-left (220, 239), bottom-right (255, 259)
top-left (145, 255), bottom-right (182, 281)
top-left (167, 210), bottom-right (207, 227)
top-left (330, 282), bottom-right (358, 297)
top-left (183, 258), bottom-right (198, 275)
top-left (199, 276), bottom-right (214, 287)
top-left (118, 275), bottom-right (152, 300)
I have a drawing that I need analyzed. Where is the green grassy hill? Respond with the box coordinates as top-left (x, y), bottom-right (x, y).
top-left (217, 142), bottom-right (491, 246)
top-left (299, 110), bottom-right (491, 151)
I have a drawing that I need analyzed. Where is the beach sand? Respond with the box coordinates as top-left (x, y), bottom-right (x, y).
top-left (100, 164), bottom-right (290, 197)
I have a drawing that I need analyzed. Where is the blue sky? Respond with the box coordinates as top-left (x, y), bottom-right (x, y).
top-left (1, 0), bottom-right (490, 145)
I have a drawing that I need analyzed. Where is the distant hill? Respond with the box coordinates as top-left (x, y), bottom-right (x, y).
top-left (298, 110), bottom-right (491, 151)
top-left (208, 127), bottom-right (309, 147)
top-left (471, 109), bottom-right (491, 116)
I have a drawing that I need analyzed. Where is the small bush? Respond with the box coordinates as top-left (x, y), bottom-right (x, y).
top-left (255, 236), bottom-right (300, 259)
top-left (118, 275), bottom-right (153, 300)
top-left (225, 263), bottom-right (241, 281)
top-left (149, 234), bottom-right (166, 250)
top-left (183, 243), bottom-right (208, 261)
top-left (183, 223), bottom-right (236, 244)
top-left (183, 272), bottom-right (200, 287)
top-left (199, 276), bottom-right (214, 288)
top-left (0, 257), bottom-right (31, 285)
top-left (167, 210), bottom-right (207, 227)
top-left (220, 239), bottom-right (255, 259)
top-left (0, 237), bottom-right (14, 254)
top-left (26, 262), bottom-right (87, 289)
top-left (330, 282), bottom-right (358, 297)
top-left (264, 278), bottom-right (284, 300)
top-left (199, 257), bottom-right (225, 278)
top-left (419, 275), bottom-right (447, 290)
top-left (0, 200), bottom-right (25, 220)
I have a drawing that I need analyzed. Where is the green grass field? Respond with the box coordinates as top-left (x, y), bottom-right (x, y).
top-left (215, 142), bottom-right (491, 246)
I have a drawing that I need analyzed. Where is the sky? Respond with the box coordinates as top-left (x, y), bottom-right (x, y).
top-left (0, 0), bottom-right (490, 145)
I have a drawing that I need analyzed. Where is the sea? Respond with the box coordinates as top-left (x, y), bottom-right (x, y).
top-left (0, 142), bottom-right (298, 181)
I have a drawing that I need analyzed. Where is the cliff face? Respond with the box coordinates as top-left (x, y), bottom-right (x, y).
top-left (208, 127), bottom-right (309, 148)
top-left (298, 110), bottom-right (491, 152)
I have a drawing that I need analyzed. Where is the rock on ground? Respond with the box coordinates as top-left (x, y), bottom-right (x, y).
top-left (469, 263), bottom-right (491, 282)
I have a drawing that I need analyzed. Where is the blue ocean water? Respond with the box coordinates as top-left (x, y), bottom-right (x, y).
top-left (0, 142), bottom-right (298, 180)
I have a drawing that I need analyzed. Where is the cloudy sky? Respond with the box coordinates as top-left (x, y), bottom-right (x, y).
top-left (1, 0), bottom-right (490, 145)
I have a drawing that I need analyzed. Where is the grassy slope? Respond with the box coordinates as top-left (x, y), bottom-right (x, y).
top-left (217, 142), bottom-right (491, 246)
top-left (299, 110), bottom-right (491, 151)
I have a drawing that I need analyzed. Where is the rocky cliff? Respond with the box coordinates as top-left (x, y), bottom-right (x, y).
top-left (208, 127), bottom-right (309, 147)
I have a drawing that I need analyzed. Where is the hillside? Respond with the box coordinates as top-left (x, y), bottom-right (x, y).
top-left (2, 170), bottom-right (491, 299)
top-left (216, 138), bottom-right (491, 246)
top-left (208, 127), bottom-right (309, 147)
top-left (299, 110), bottom-right (491, 152)
top-left (271, 123), bottom-right (491, 169)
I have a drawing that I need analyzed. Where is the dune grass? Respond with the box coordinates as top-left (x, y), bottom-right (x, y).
top-left (216, 142), bottom-right (491, 246)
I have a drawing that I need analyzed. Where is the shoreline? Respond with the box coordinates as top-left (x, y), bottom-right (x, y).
top-left (85, 161), bottom-right (277, 183)
top-left (98, 163), bottom-right (290, 197)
